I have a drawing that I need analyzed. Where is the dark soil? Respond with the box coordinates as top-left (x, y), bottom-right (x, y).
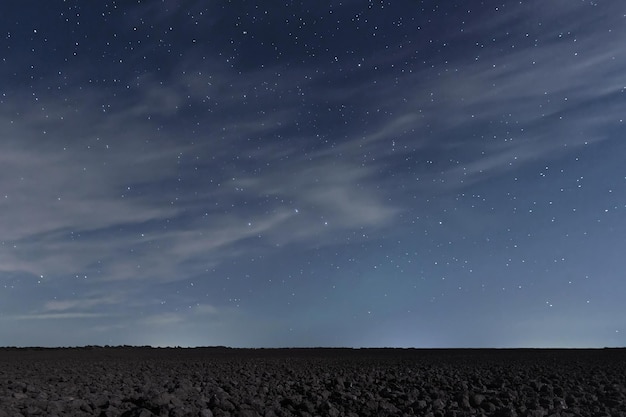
top-left (0, 347), bottom-right (625, 417)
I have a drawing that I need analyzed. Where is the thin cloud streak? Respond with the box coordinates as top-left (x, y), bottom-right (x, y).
top-left (43, 296), bottom-right (122, 312)
top-left (9, 312), bottom-right (110, 320)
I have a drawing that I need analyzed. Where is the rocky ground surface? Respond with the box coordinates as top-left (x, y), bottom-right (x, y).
top-left (0, 347), bottom-right (625, 417)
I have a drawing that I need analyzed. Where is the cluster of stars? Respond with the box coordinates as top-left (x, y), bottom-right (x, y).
top-left (0, 1), bottom-right (624, 347)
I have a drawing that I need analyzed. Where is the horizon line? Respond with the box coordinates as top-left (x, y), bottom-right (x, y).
top-left (1, 345), bottom-right (624, 350)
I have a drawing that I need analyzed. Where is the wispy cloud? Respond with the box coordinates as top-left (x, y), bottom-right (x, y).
top-left (0, 62), bottom-right (402, 284)
top-left (10, 312), bottom-right (110, 320)
top-left (1, 292), bottom-right (127, 323)
top-left (388, 2), bottom-right (626, 188)
top-left (42, 295), bottom-right (122, 312)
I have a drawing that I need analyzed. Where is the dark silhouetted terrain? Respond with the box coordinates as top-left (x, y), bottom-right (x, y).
top-left (0, 347), bottom-right (625, 416)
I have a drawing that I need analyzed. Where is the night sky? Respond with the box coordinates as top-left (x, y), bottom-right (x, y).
top-left (1, 1), bottom-right (625, 348)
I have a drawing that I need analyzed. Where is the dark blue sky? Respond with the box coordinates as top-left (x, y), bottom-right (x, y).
top-left (0, 0), bottom-right (624, 348)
